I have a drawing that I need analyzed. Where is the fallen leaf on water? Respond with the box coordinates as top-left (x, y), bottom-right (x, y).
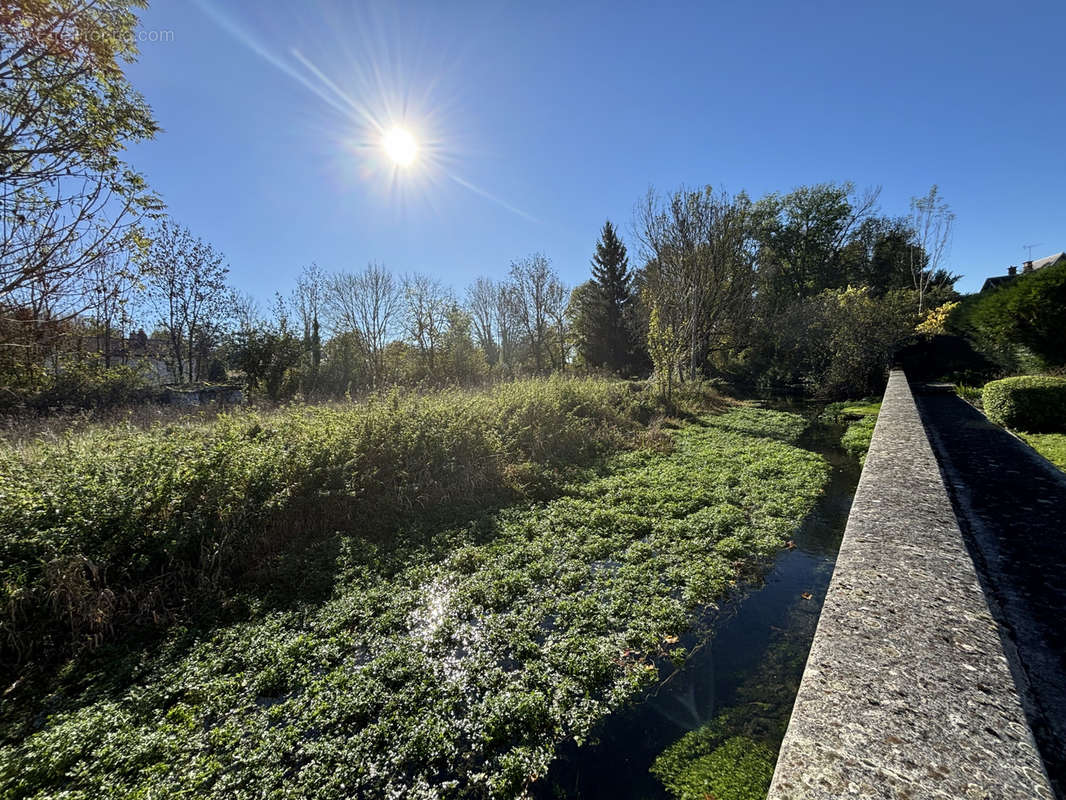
top-left (663, 635), bottom-right (679, 644)
top-left (785, 540), bottom-right (796, 549)
top-left (801, 592), bottom-right (813, 600)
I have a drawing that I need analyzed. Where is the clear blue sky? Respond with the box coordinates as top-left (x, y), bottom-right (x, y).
top-left (124, 0), bottom-right (1065, 300)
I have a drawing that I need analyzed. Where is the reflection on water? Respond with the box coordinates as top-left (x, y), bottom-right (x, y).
top-left (534, 409), bottom-right (861, 799)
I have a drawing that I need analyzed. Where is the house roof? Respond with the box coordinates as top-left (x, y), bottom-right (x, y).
top-left (1030, 252), bottom-right (1066, 271)
top-left (980, 251), bottom-right (1064, 292)
top-left (980, 275), bottom-right (1015, 292)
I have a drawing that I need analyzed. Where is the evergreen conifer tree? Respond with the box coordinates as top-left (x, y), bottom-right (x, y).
top-left (586, 220), bottom-right (634, 372)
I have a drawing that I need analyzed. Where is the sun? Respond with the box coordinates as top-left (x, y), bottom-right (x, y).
top-left (382, 126), bottom-right (418, 167)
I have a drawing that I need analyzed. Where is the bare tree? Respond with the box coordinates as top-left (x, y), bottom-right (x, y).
top-left (509, 253), bottom-right (565, 373)
top-left (908, 185), bottom-right (954, 313)
top-left (495, 280), bottom-right (521, 376)
top-left (402, 272), bottom-right (451, 374)
top-left (292, 263), bottom-right (325, 391)
top-left (140, 220), bottom-right (230, 383)
top-left (84, 253), bottom-right (137, 367)
top-left (466, 277), bottom-right (499, 366)
top-left (545, 279), bottom-right (568, 371)
top-left (465, 277), bottom-right (525, 374)
top-left (326, 262), bottom-right (401, 389)
top-left (635, 185), bottom-right (757, 380)
top-left (232, 291), bottom-right (261, 333)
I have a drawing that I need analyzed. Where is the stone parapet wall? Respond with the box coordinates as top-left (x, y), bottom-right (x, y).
top-left (767, 370), bottom-right (1053, 799)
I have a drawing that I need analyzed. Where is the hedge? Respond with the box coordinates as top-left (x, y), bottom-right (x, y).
top-left (949, 260), bottom-right (1066, 371)
top-left (982, 375), bottom-right (1066, 432)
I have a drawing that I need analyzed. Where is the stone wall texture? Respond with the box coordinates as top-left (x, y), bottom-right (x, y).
top-left (767, 370), bottom-right (1054, 799)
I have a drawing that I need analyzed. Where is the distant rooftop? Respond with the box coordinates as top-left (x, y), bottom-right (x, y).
top-left (980, 251), bottom-right (1065, 292)
top-left (1029, 251), bottom-right (1066, 272)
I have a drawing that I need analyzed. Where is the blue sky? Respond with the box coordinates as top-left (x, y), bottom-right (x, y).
top-left (124, 0), bottom-right (1065, 301)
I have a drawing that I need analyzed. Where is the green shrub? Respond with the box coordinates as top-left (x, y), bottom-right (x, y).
top-left (739, 287), bottom-right (917, 399)
top-left (982, 375), bottom-right (1066, 431)
top-left (0, 359), bottom-right (158, 414)
top-left (951, 261), bottom-right (1066, 371)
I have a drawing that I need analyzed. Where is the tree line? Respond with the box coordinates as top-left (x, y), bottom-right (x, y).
top-left (0, 180), bottom-right (959, 406)
top-left (0, 1), bottom-right (961, 408)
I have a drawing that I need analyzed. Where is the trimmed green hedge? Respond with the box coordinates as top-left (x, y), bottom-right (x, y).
top-left (982, 375), bottom-right (1066, 431)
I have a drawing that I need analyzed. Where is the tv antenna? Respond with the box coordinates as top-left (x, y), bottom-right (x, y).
top-left (1023, 243), bottom-right (1043, 260)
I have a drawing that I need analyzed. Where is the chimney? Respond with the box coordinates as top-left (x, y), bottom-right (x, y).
top-left (1008, 265), bottom-right (1018, 277)
top-left (1023, 260), bottom-right (1034, 273)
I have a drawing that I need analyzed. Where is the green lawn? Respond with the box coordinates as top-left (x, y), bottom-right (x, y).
top-left (1020, 432), bottom-right (1066, 472)
top-left (961, 376), bottom-right (1064, 473)
top-left (0, 404), bottom-right (829, 799)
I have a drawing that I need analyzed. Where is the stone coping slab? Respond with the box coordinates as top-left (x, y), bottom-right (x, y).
top-left (767, 370), bottom-right (1054, 799)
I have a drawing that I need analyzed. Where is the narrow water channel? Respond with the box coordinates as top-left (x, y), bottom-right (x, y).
top-left (534, 408), bottom-right (862, 799)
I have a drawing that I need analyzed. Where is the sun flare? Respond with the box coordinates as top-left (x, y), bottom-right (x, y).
top-left (382, 126), bottom-right (418, 167)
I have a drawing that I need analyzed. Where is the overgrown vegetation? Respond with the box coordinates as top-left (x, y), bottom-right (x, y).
top-left (0, 377), bottom-right (715, 667)
top-left (0, 386), bottom-right (830, 799)
top-left (950, 261), bottom-right (1066, 374)
top-left (982, 376), bottom-right (1066, 432)
top-left (0, 360), bottom-right (161, 415)
top-left (823, 400), bottom-right (881, 463)
top-left (979, 376), bottom-right (1066, 471)
top-left (0, 5), bottom-right (906, 798)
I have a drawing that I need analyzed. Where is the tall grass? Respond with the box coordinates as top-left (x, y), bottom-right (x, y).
top-left (0, 377), bottom-right (721, 668)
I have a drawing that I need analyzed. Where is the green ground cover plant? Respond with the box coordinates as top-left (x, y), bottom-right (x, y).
top-left (652, 724), bottom-right (776, 800)
top-left (649, 534), bottom-right (832, 800)
top-left (0, 377), bottom-right (713, 666)
top-left (0, 393), bottom-right (828, 799)
top-left (823, 400), bottom-right (881, 464)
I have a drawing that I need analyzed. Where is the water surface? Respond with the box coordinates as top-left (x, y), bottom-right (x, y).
top-left (534, 408), bottom-right (861, 799)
